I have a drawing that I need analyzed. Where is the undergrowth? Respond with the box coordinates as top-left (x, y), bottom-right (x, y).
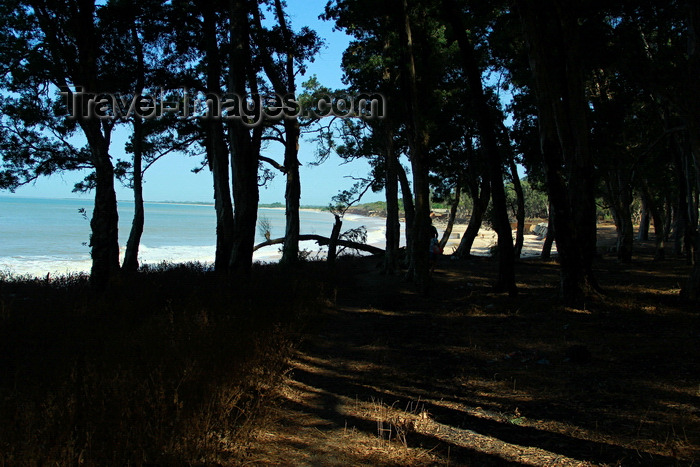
top-left (0, 261), bottom-right (332, 465)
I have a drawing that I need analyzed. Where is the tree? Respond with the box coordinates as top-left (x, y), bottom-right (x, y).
top-left (382, 119), bottom-right (402, 273)
top-left (441, 0), bottom-right (517, 295)
top-left (515, 0), bottom-right (600, 305)
top-left (252, 0), bottom-right (321, 267)
top-left (96, 0), bottom-right (186, 273)
top-left (227, 0), bottom-right (264, 275)
top-left (325, 0), bottom-right (451, 290)
top-left (322, 0), bottom-right (410, 274)
top-left (396, 0), bottom-right (433, 291)
top-left (454, 171), bottom-right (490, 258)
top-left (199, 0), bottom-right (236, 273)
top-left (609, 0), bottom-right (700, 296)
top-left (680, 1), bottom-right (700, 299)
top-left (508, 159), bottom-right (525, 258)
top-left (436, 184), bottom-right (462, 251)
top-left (0, 1), bottom-right (125, 289)
top-left (327, 180), bottom-right (372, 264)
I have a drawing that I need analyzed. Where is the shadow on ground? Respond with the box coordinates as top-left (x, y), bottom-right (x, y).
top-left (248, 243), bottom-right (699, 466)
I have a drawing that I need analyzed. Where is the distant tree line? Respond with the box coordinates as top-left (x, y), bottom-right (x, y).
top-left (1, 0), bottom-right (699, 303)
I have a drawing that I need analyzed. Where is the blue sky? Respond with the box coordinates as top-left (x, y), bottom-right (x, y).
top-left (9, 0), bottom-right (388, 206)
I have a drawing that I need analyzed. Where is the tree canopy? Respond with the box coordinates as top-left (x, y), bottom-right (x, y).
top-left (1, 0), bottom-right (699, 301)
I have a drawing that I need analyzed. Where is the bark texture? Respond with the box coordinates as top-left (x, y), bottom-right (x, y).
top-left (228, 0), bottom-right (262, 275)
top-left (518, 0), bottom-right (599, 305)
top-left (383, 124), bottom-right (401, 273)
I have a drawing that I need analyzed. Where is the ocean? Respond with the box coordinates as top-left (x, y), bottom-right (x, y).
top-left (0, 196), bottom-right (389, 278)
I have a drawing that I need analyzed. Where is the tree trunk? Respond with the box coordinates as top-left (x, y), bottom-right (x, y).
top-left (565, 52), bottom-right (598, 271)
top-left (454, 178), bottom-right (489, 258)
top-left (202, 3), bottom-right (234, 273)
top-left (398, 163), bottom-right (415, 265)
top-left (617, 205), bottom-right (634, 262)
top-left (281, 118), bottom-right (301, 267)
top-left (541, 203), bottom-right (555, 259)
top-left (409, 162), bottom-right (431, 291)
top-left (383, 124), bottom-right (401, 274)
top-left (681, 147), bottom-right (698, 263)
top-left (443, 0), bottom-right (517, 295)
top-left (673, 191), bottom-right (688, 257)
top-left (86, 124), bottom-right (120, 289)
top-left (518, 0), bottom-right (599, 305)
top-left (255, 232), bottom-right (383, 256)
top-left (640, 181), bottom-right (665, 260)
top-left (398, 0), bottom-right (430, 291)
top-left (542, 119), bottom-right (594, 304)
top-left (606, 172), bottom-right (634, 262)
top-left (638, 196), bottom-right (650, 241)
top-left (664, 196), bottom-right (673, 243)
top-left (228, 0), bottom-right (261, 275)
top-left (122, 25), bottom-right (146, 274)
top-left (510, 160), bottom-right (525, 259)
top-left (229, 129), bottom-right (261, 274)
top-left (208, 121), bottom-right (235, 272)
top-left (122, 116), bottom-right (144, 273)
top-left (327, 214), bottom-right (343, 265)
top-left (439, 183), bottom-right (461, 250)
top-left (672, 136), bottom-right (692, 258)
top-left (269, 0), bottom-right (302, 268)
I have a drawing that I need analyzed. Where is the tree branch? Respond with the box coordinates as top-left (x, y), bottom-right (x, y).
top-left (254, 234), bottom-right (383, 255)
top-left (259, 155), bottom-right (287, 173)
top-left (141, 135), bottom-right (199, 174)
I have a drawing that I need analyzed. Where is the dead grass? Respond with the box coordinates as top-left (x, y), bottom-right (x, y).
top-left (1, 231), bottom-right (699, 465)
top-left (244, 234), bottom-right (699, 466)
top-left (0, 262), bottom-right (330, 465)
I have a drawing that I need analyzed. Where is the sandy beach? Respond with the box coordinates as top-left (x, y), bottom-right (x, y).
top-left (283, 215), bottom-right (554, 260)
top-left (439, 222), bottom-right (553, 257)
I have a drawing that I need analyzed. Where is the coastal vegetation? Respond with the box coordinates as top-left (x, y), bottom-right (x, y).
top-left (2, 0), bottom-right (700, 298)
top-left (1, 0), bottom-right (699, 464)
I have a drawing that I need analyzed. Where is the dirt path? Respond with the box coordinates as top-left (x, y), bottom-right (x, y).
top-left (244, 246), bottom-right (699, 466)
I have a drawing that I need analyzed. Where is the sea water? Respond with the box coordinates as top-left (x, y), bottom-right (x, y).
top-left (0, 196), bottom-right (389, 278)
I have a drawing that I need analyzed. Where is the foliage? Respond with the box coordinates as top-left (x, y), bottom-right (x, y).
top-left (482, 178), bottom-right (548, 228)
top-left (328, 180), bottom-right (372, 218)
top-left (345, 200), bottom-right (407, 217)
top-left (258, 215), bottom-right (273, 240)
top-left (337, 226), bottom-right (369, 257)
top-left (2, 0), bottom-right (700, 296)
top-left (506, 179), bottom-right (548, 220)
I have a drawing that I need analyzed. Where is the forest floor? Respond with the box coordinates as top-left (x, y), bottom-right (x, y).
top-left (242, 226), bottom-right (700, 466)
top-left (1, 226), bottom-right (698, 465)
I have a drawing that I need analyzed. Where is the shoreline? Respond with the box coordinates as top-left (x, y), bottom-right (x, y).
top-left (0, 209), bottom-right (389, 278)
top-left (1, 206), bottom-right (553, 279)
top-left (438, 223), bottom-right (552, 258)
top-left (343, 210), bottom-right (552, 258)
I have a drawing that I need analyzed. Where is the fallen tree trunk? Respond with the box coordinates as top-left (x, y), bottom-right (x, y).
top-left (253, 235), bottom-right (384, 256)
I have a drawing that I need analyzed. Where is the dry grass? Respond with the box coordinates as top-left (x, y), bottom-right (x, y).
top-left (240, 233), bottom-right (699, 466)
top-left (0, 262), bottom-right (330, 465)
top-left (1, 231), bottom-right (699, 465)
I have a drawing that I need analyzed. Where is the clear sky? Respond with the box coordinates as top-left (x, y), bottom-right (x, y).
top-left (8, 0), bottom-right (388, 207)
